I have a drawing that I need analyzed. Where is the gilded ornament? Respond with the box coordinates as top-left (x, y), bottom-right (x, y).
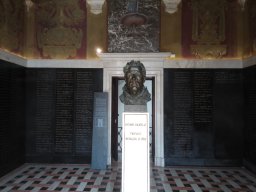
top-left (191, 44), bottom-right (227, 59)
top-left (190, 0), bottom-right (227, 59)
top-left (36, 0), bottom-right (85, 58)
top-left (0, 0), bottom-right (23, 51)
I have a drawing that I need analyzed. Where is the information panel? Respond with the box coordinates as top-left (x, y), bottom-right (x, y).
top-left (122, 113), bottom-right (149, 192)
top-left (91, 92), bottom-right (108, 169)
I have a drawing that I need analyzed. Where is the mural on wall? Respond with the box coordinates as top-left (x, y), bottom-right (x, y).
top-left (0, 0), bottom-right (24, 53)
top-left (108, 0), bottom-right (160, 52)
top-left (34, 0), bottom-right (86, 59)
top-left (190, 0), bottom-right (227, 58)
top-left (248, 0), bottom-right (256, 54)
top-left (181, 0), bottom-right (238, 59)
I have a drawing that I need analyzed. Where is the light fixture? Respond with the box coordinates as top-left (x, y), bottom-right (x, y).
top-left (96, 48), bottom-right (102, 54)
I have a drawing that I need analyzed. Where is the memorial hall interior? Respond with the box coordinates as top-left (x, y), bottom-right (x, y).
top-left (1, 0), bottom-right (256, 191)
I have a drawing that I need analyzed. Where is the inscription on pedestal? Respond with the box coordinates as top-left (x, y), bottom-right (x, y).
top-left (122, 113), bottom-right (149, 192)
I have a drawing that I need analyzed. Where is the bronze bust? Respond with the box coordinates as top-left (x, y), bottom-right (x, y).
top-left (119, 60), bottom-right (151, 105)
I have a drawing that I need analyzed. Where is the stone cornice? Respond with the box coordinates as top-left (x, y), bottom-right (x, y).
top-left (0, 49), bottom-right (27, 67)
top-left (0, 50), bottom-right (255, 69)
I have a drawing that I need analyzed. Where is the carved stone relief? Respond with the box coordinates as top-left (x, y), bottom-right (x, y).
top-left (190, 0), bottom-right (227, 59)
top-left (34, 0), bottom-right (86, 58)
top-left (248, 0), bottom-right (256, 53)
top-left (0, 0), bottom-right (24, 52)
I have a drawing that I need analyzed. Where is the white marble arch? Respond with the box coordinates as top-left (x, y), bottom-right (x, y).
top-left (100, 53), bottom-right (170, 167)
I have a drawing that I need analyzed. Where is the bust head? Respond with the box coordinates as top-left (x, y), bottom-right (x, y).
top-left (123, 60), bottom-right (146, 96)
top-left (120, 60), bottom-right (151, 105)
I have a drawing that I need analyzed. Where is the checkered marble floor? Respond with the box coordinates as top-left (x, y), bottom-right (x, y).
top-left (0, 163), bottom-right (256, 192)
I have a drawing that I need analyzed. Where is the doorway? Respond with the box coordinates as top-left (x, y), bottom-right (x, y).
top-left (111, 77), bottom-right (155, 162)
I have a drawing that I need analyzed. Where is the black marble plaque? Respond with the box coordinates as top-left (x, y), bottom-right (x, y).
top-left (55, 70), bottom-right (74, 153)
top-left (193, 71), bottom-right (213, 130)
top-left (213, 70), bottom-right (244, 159)
top-left (75, 71), bottom-right (94, 154)
top-left (0, 68), bottom-right (9, 164)
top-left (244, 66), bottom-right (256, 164)
top-left (26, 68), bottom-right (103, 163)
top-left (172, 71), bottom-right (193, 157)
top-left (0, 60), bottom-right (25, 177)
top-left (35, 70), bottom-right (55, 153)
top-left (164, 69), bottom-right (244, 166)
top-left (164, 70), bottom-right (194, 158)
top-left (192, 71), bottom-right (214, 158)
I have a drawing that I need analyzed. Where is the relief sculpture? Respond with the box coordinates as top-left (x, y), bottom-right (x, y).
top-left (35, 0), bottom-right (86, 58)
top-left (0, 0), bottom-right (24, 52)
top-left (120, 60), bottom-right (151, 105)
top-left (248, 0), bottom-right (256, 54)
top-left (190, 0), bottom-right (227, 58)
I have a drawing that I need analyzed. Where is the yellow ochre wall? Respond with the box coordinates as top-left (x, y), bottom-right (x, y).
top-left (0, 0), bottom-right (255, 59)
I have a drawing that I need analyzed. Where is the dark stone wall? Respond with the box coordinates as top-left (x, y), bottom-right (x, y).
top-left (1, 59), bottom-right (255, 173)
top-left (25, 68), bottom-right (103, 163)
top-left (244, 65), bottom-right (256, 172)
top-left (0, 60), bottom-right (25, 177)
top-left (164, 69), bottom-right (244, 166)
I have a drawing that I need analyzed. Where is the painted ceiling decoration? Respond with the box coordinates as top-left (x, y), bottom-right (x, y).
top-left (190, 0), bottom-right (227, 59)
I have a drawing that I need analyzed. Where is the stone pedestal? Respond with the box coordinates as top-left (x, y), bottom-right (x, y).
top-left (122, 112), bottom-right (150, 192)
top-left (124, 104), bottom-right (147, 112)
